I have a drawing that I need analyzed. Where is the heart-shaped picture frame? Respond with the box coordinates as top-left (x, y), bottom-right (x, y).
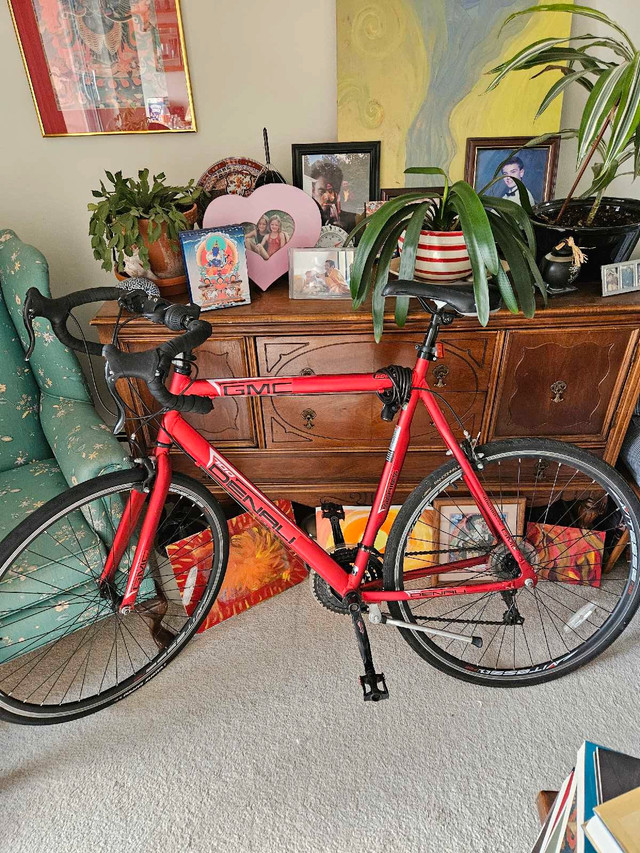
top-left (202, 184), bottom-right (322, 290)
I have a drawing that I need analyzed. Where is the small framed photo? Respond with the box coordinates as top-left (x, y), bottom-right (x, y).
top-left (434, 498), bottom-right (526, 583)
top-left (179, 226), bottom-right (251, 312)
top-left (464, 136), bottom-right (561, 205)
top-left (289, 248), bottom-right (355, 300)
top-left (601, 260), bottom-right (640, 297)
top-left (381, 186), bottom-right (443, 200)
top-left (365, 201), bottom-right (387, 216)
top-left (291, 142), bottom-right (380, 233)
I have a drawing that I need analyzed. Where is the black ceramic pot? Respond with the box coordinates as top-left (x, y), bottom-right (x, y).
top-left (532, 197), bottom-right (640, 283)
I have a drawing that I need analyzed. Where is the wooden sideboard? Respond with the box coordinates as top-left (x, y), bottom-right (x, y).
top-left (92, 279), bottom-right (640, 506)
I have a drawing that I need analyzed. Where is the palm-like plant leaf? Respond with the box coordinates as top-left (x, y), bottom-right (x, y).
top-left (349, 198), bottom-right (428, 306)
top-left (351, 167), bottom-right (543, 336)
top-left (577, 62), bottom-right (629, 162)
top-left (370, 219), bottom-right (408, 342)
top-left (603, 53), bottom-right (640, 169)
top-left (501, 4), bottom-right (635, 55)
top-left (450, 181), bottom-right (500, 276)
top-left (535, 68), bottom-right (594, 117)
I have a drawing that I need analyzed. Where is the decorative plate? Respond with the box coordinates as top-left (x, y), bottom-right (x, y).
top-left (197, 156), bottom-right (265, 197)
top-left (315, 224), bottom-right (349, 249)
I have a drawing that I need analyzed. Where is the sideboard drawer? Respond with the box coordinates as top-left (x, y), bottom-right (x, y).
top-left (491, 329), bottom-right (635, 440)
top-left (256, 333), bottom-right (495, 449)
top-left (122, 337), bottom-right (257, 447)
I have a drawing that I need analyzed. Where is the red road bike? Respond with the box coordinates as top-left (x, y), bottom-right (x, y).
top-left (1, 280), bottom-right (639, 724)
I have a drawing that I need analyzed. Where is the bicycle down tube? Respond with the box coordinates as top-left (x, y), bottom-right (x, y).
top-left (111, 364), bottom-right (537, 612)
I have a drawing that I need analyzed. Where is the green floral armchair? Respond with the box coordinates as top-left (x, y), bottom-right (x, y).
top-left (0, 229), bottom-right (131, 661)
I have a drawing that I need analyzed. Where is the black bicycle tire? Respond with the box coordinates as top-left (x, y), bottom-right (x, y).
top-left (383, 438), bottom-right (640, 687)
top-left (0, 468), bottom-right (229, 724)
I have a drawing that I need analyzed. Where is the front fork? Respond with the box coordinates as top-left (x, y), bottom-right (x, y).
top-left (99, 443), bottom-right (173, 612)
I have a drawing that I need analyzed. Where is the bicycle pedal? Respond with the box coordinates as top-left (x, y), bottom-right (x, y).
top-left (359, 671), bottom-right (389, 702)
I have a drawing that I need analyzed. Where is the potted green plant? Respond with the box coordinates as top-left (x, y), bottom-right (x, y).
top-left (488, 3), bottom-right (640, 280)
top-left (350, 166), bottom-right (545, 340)
top-left (88, 169), bottom-right (201, 295)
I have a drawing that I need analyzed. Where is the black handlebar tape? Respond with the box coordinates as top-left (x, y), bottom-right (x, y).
top-left (102, 317), bottom-right (214, 414)
top-left (25, 286), bottom-right (122, 356)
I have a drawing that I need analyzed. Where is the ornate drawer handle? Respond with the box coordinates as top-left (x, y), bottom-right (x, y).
top-left (300, 367), bottom-right (316, 376)
top-left (433, 364), bottom-right (449, 388)
top-left (302, 408), bottom-right (317, 429)
top-left (550, 380), bottom-right (567, 403)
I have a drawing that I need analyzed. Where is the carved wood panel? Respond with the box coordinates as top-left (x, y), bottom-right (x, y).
top-left (256, 334), bottom-right (495, 449)
top-left (492, 330), bottom-right (632, 439)
top-left (122, 337), bottom-right (257, 446)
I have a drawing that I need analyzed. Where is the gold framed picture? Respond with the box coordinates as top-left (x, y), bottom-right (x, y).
top-left (433, 497), bottom-right (527, 583)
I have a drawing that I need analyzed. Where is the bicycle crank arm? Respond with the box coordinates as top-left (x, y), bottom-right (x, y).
top-left (368, 605), bottom-right (482, 648)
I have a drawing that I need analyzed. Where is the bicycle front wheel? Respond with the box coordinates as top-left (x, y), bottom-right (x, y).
top-left (384, 439), bottom-right (640, 686)
top-left (0, 468), bottom-right (228, 724)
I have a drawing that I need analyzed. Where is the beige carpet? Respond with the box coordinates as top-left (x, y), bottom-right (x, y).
top-left (2, 579), bottom-right (640, 853)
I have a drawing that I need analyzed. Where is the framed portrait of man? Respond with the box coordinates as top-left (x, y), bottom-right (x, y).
top-left (464, 136), bottom-right (561, 207)
top-left (292, 142), bottom-right (380, 233)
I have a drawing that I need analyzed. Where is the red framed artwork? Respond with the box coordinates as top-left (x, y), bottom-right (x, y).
top-left (8, 0), bottom-right (196, 136)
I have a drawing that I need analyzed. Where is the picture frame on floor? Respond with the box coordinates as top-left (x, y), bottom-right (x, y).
top-left (434, 497), bottom-right (527, 582)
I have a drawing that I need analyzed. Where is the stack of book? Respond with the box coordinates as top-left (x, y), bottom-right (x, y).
top-left (532, 741), bottom-right (640, 853)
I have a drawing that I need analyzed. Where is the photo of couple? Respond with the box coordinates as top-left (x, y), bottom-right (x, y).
top-left (243, 210), bottom-right (295, 259)
top-left (289, 248), bottom-right (354, 300)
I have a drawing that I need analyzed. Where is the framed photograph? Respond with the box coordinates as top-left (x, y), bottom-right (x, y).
top-left (289, 248), bottom-right (355, 300)
top-left (179, 226), bottom-right (251, 312)
top-left (8, 0), bottom-right (195, 136)
top-left (601, 260), bottom-right (640, 297)
top-left (292, 142), bottom-right (381, 233)
top-left (381, 186), bottom-right (443, 200)
top-left (464, 136), bottom-right (561, 206)
top-left (434, 498), bottom-right (527, 582)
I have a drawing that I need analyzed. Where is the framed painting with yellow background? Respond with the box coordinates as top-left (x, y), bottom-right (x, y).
top-left (8, 0), bottom-right (196, 136)
top-left (337, 0), bottom-right (572, 187)
top-left (315, 506), bottom-right (439, 580)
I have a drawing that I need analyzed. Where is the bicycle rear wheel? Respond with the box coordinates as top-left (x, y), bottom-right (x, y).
top-left (383, 439), bottom-right (640, 686)
top-left (0, 468), bottom-right (228, 724)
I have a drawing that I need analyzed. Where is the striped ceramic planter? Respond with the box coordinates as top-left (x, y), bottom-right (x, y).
top-left (398, 230), bottom-right (472, 282)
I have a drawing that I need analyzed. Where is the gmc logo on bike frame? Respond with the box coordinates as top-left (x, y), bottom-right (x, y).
top-left (210, 380), bottom-right (294, 397)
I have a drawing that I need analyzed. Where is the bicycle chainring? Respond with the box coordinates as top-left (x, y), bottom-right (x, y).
top-left (310, 547), bottom-right (383, 615)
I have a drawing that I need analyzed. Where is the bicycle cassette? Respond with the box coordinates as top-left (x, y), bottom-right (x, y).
top-left (310, 546), bottom-right (383, 615)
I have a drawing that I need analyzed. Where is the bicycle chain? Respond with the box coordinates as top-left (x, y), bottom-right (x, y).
top-left (409, 614), bottom-right (508, 626)
top-left (404, 547), bottom-right (492, 557)
top-left (394, 547), bottom-right (518, 625)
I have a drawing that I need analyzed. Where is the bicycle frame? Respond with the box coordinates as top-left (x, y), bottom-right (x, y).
top-left (105, 354), bottom-right (538, 612)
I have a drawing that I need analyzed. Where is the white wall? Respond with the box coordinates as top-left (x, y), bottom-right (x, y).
top-left (0, 0), bottom-right (338, 317)
top-left (2, 0), bottom-right (639, 314)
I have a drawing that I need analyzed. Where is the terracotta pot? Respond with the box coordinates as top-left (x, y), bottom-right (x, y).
top-left (114, 269), bottom-right (188, 297)
top-left (137, 203), bottom-right (198, 280)
top-left (398, 229), bottom-right (472, 282)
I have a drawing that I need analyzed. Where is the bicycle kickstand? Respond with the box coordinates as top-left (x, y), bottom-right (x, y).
top-left (343, 591), bottom-right (389, 702)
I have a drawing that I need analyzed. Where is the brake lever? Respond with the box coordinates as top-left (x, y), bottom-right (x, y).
top-left (104, 362), bottom-right (127, 435)
top-left (22, 292), bottom-right (37, 361)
